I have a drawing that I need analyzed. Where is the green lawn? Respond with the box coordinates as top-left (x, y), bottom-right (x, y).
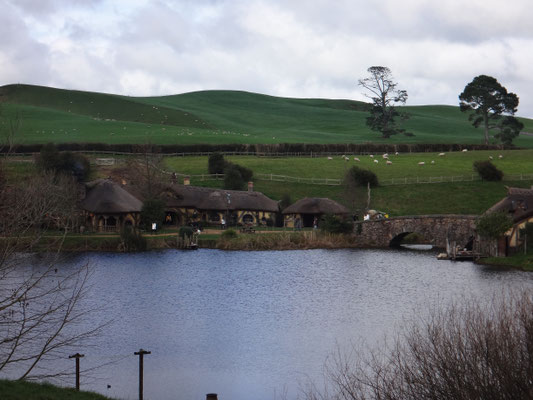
top-left (3, 84), bottom-right (533, 147)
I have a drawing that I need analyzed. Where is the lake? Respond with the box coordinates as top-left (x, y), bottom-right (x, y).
top-left (24, 248), bottom-right (533, 399)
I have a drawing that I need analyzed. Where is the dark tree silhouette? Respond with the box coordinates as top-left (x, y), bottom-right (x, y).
top-left (359, 66), bottom-right (410, 138)
top-left (459, 75), bottom-right (523, 145)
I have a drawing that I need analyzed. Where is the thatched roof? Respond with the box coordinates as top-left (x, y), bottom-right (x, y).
top-left (485, 187), bottom-right (533, 223)
top-left (82, 179), bottom-right (143, 214)
top-left (163, 184), bottom-right (279, 212)
top-left (282, 197), bottom-right (349, 215)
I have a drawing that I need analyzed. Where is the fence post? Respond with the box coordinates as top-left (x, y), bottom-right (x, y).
top-left (134, 349), bottom-right (151, 400)
top-left (69, 353), bottom-right (84, 391)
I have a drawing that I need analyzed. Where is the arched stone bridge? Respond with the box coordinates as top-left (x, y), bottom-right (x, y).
top-left (354, 215), bottom-right (478, 248)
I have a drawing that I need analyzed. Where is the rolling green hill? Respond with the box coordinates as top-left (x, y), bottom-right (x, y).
top-left (1, 84), bottom-right (533, 147)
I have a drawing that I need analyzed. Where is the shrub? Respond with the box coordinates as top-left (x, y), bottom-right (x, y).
top-left (208, 152), bottom-right (226, 174)
top-left (178, 226), bottom-right (194, 239)
top-left (37, 142), bottom-right (60, 171)
top-left (120, 227), bottom-right (147, 252)
top-left (223, 164), bottom-right (245, 190)
top-left (140, 198), bottom-right (166, 230)
top-left (476, 211), bottom-right (513, 239)
top-left (58, 152), bottom-right (91, 181)
top-left (320, 214), bottom-right (353, 234)
top-left (233, 163), bottom-right (253, 182)
top-left (221, 228), bottom-right (237, 240)
top-left (305, 289), bottom-right (533, 400)
top-left (345, 166), bottom-right (379, 187)
top-left (473, 160), bottom-right (503, 181)
top-left (280, 193), bottom-right (292, 210)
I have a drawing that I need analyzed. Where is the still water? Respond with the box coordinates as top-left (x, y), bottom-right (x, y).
top-left (45, 249), bottom-right (533, 399)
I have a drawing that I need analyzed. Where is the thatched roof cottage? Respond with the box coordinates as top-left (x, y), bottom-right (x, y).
top-left (161, 184), bottom-right (279, 227)
top-left (82, 179), bottom-right (142, 232)
top-left (282, 197), bottom-right (349, 228)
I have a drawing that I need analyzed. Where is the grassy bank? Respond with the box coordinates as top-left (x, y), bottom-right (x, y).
top-left (0, 379), bottom-right (110, 400)
top-left (478, 252), bottom-right (533, 271)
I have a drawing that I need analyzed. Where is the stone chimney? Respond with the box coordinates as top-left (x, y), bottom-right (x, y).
top-left (248, 181), bottom-right (254, 192)
top-left (184, 176), bottom-right (190, 186)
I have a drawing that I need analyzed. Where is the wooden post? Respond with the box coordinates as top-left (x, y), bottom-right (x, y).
top-left (134, 349), bottom-right (151, 400)
top-left (69, 353), bottom-right (84, 391)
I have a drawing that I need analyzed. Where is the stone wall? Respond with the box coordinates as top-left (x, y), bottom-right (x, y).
top-left (353, 215), bottom-right (478, 249)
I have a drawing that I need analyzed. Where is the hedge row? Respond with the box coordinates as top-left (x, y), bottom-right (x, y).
top-left (4, 142), bottom-right (509, 155)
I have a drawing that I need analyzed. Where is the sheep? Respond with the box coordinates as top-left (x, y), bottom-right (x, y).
top-left (386, 160), bottom-right (392, 165)
top-left (431, 160), bottom-right (435, 164)
top-left (395, 151), bottom-right (399, 155)
top-left (374, 159), bottom-right (379, 163)
top-left (499, 154), bottom-right (503, 159)
top-left (418, 162), bottom-right (425, 165)
top-left (327, 157), bottom-right (333, 160)
top-left (369, 154), bottom-right (374, 158)
top-left (489, 156), bottom-right (493, 160)
top-left (462, 149), bottom-right (468, 152)
top-left (382, 153), bottom-right (389, 159)
top-left (353, 157), bottom-right (360, 162)
top-left (438, 152), bottom-right (445, 157)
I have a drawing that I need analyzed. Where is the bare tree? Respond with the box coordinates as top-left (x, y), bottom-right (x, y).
top-left (304, 289), bottom-right (533, 400)
top-left (359, 66), bottom-right (410, 138)
top-left (125, 143), bottom-right (167, 199)
top-left (0, 169), bottom-right (101, 380)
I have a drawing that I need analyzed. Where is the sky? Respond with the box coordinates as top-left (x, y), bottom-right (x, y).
top-left (2, 0), bottom-right (533, 117)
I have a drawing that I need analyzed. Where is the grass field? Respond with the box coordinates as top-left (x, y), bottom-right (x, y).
top-left (2, 84), bottom-right (533, 147)
top-left (159, 149), bottom-right (533, 216)
top-left (163, 149), bottom-right (533, 180)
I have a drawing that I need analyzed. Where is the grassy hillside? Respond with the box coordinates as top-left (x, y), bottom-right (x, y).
top-left (0, 379), bottom-right (111, 399)
top-left (2, 84), bottom-right (533, 147)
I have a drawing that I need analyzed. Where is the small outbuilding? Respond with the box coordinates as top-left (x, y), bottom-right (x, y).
top-left (81, 179), bottom-right (143, 232)
top-left (481, 186), bottom-right (533, 255)
top-left (282, 197), bottom-right (349, 228)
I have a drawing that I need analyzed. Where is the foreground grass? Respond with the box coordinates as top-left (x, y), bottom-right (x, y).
top-left (0, 379), bottom-right (111, 400)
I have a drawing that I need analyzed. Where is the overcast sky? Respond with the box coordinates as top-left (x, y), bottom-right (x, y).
top-left (2, 0), bottom-right (533, 116)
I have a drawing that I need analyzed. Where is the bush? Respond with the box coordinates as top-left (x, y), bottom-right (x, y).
top-left (221, 228), bottom-right (237, 240)
top-left (476, 211), bottom-right (513, 239)
top-left (473, 160), bottom-right (504, 181)
top-left (140, 198), bottom-right (166, 230)
top-left (120, 227), bottom-right (147, 252)
top-left (37, 142), bottom-right (60, 171)
top-left (178, 226), bottom-right (194, 239)
top-left (223, 164), bottom-right (245, 190)
top-left (233, 163), bottom-right (253, 182)
top-left (305, 289), bottom-right (533, 400)
top-left (280, 193), bottom-right (292, 210)
top-left (208, 152), bottom-right (226, 174)
top-left (320, 214), bottom-right (353, 234)
top-left (345, 166), bottom-right (379, 187)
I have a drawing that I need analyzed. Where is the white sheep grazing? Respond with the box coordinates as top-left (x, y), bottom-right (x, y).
top-left (374, 159), bottom-right (379, 163)
top-left (489, 156), bottom-right (493, 160)
top-left (438, 152), bottom-right (445, 157)
top-left (462, 149), bottom-right (468, 152)
top-left (327, 156), bottom-right (333, 160)
top-left (369, 154), bottom-right (374, 158)
top-left (418, 162), bottom-right (425, 166)
top-left (395, 151), bottom-right (399, 155)
top-left (431, 160), bottom-right (435, 164)
top-left (386, 160), bottom-right (392, 165)
top-left (353, 157), bottom-right (360, 162)
top-left (382, 153), bottom-right (389, 159)
top-left (344, 156), bottom-right (350, 161)
top-left (499, 154), bottom-right (503, 159)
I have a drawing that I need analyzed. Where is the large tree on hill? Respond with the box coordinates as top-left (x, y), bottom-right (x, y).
top-left (459, 75), bottom-right (523, 145)
top-left (358, 66), bottom-right (411, 138)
